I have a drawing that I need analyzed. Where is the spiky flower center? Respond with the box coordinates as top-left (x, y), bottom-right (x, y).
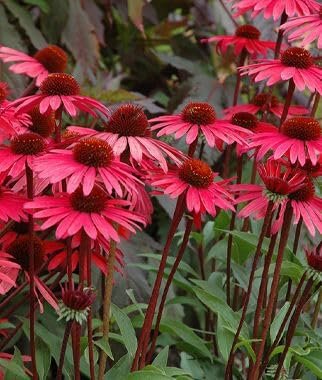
top-left (34, 45), bottom-right (67, 73)
top-left (231, 112), bottom-right (258, 130)
top-left (29, 107), bottom-right (55, 138)
top-left (289, 180), bottom-right (315, 201)
top-left (8, 235), bottom-right (45, 272)
top-left (182, 102), bottom-right (216, 126)
top-left (70, 186), bottom-right (107, 213)
top-left (105, 104), bottom-right (148, 136)
top-left (281, 117), bottom-right (321, 141)
top-left (11, 133), bottom-right (45, 155)
top-left (0, 82), bottom-right (9, 103)
top-left (73, 138), bottom-right (114, 167)
top-left (281, 47), bottom-right (313, 69)
top-left (235, 24), bottom-right (260, 39)
top-left (252, 93), bottom-right (279, 108)
top-left (40, 73), bottom-right (80, 96)
top-left (179, 159), bottom-right (214, 188)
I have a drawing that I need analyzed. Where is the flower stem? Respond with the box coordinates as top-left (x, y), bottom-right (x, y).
top-left (146, 217), bottom-right (194, 363)
top-left (225, 201), bottom-right (274, 380)
top-left (249, 203), bottom-right (293, 380)
top-left (26, 163), bottom-right (37, 380)
top-left (57, 320), bottom-right (73, 380)
top-left (279, 79), bottom-right (295, 127)
top-left (132, 194), bottom-right (186, 371)
top-left (226, 154), bottom-right (243, 306)
top-left (285, 218), bottom-right (302, 302)
top-left (98, 239), bottom-right (117, 379)
top-left (272, 279), bottom-right (316, 380)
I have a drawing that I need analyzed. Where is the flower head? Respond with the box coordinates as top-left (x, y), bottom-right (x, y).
top-left (251, 117), bottom-right (322, 166)
top-left (150, 158), bottom-right (234, 216)
top-left (223, 92), bottom-right (308, 119)
top-left (34, 137), bottom-right (142, 196)
top-left (11, 73), bottom-right (109, 118)
top-left (0, 45), bottom-right (67, 85)
top-left (232, 0), bottom-right (320, 20)
top-left (281, 7), bottom-right (322, 48)
top-left (201, 24), bottom-right (276, 56)
top-left (240, 47), bottom-right (322, 94)
top-left (67, 104), bottom-right (184, 171)
top-left (149, 101), bottom-right (251, 150)
top-left (24, 185), bottom-right (146, 240)
top-left (58, 284), bottom-right (96, 324)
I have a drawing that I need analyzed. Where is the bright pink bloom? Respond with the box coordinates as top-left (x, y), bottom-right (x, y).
top-left (240, 47), bottom-right (322, 94)
top-left (0, 252), bottom-right (20, 294)
top-left (251, 117), bottom-right (322, 166)
top-left (24, 186), bottom-right (146, 241)
top-left (201, 24), bottom-right (276, 56)
top-left (0, 132), bottom-right (46, 178)
top-left (223, 92), bottom-right (308, 119)
top-left (0, 45), bottom-right (68, 86)
top-left (231, 160), bottom-right (305, 220)
top-left (68, 104), bottom-right (183, 171)
top-left (150, 158), bottom-right (234, 216)
top-left (34, 137), bottom-right (141, 196)
top-left (149, 102), bottom-right (251, 149)
top-left (231, 0), bottom-right (320, 20)
top-left (11, 73), bottom-right (109, 118)
top-left (281, 8), bottom-right (322, 48)
top-left (287, 179), bottom-right (322, 236)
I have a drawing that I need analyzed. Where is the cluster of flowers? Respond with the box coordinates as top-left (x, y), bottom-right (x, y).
top-left (0, 0), bottom-right (321, 377)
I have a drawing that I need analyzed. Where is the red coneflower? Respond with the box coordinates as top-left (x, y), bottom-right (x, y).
top-left (223, 92), bottom-right (308, 119)
top-left (0, 45), bottom-right (68, 86)
top-left (149, 102), bottom-right (251, 149)
top-left (251, 117), bottom-right (322, 166)
top-left (240, 47), bottom-right (322, 94)
top-left (150, 158), bottom-right (234, 216)
top-left (11, 73), bottom-right (109, 118)
top-left (201, 24), bottom-right (276, 56)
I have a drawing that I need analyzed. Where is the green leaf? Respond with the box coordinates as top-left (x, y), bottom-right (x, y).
top-left (153, 346), bottom-right (169, 368)
top-left (112, 304), bottom-right (137, 357)
top-left (1, 347), bottom-right (28, 380)
top-left (160, 319), bottom-right (211, 359)
top-left (4, 0), bottom-right (47, 49)
top-left (94, 338), bottom-right (114, 360)
top-left (35, 337), bottom-right (51, 380)
top-left (270, 302), bottom-right (290, 343)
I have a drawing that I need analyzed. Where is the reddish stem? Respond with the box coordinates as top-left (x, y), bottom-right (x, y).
top-left (225, 201), bottom-right (274, 380)
top-left (132, 194), bottom-right (186, 371)
top-left (249, 203), bottom-right (293, 380)
top-left (146, 217), bottom-right (194, 363)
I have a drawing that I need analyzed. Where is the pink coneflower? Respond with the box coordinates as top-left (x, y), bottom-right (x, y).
top-left (240, 47), bottom-right (322, 94)
top-left (24, 185), bottom-right (145, 240)
top-left (34, 137), bottom-right (141, 196)
top-left (287, 179), bottom-right (322, 236)
top-left (281, 7), bottom-right (322, 48)
top-left (150, 158), bottom-right (234, 216)
top-left (0, 132), bottom-right (46, 178)
top-left (7, 234), bottom-right (59, 309)
top-left (0, 45), bottom-right (68, 86)
top-left (0, 252), bottom-right (20, 295)
top-left (68, 104), bottom-right (183, 171)
top-left (231, 160), bottom-right (306, 220)
top-left (149, 102), bottom-right (251, 149)
top-left (251, 117), bottom-right (322, 166)
top-left (306, 243), bottom-right (322, 271)
top-left (201, 24), bottom-right (276, 56)
top-left (223, 92), bottom-right (308, 119)
top-left (232, 0), bottom-right (320, 20)
top-left (11, 73), bottom-right (109, 118)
